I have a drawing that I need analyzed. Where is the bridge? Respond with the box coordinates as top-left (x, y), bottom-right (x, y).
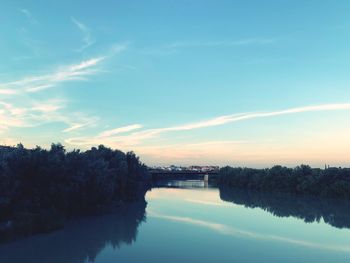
top-left (149, 170), bottom-right (218, 181)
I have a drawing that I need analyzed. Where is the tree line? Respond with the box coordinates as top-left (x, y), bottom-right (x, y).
top-left (0, 143), bottom-right (150, 241)
top-left (217, 165), bottom-right (350, 200)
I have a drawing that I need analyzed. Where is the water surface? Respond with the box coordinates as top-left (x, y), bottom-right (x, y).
top-left (1, 180), bottom-right (350, 262)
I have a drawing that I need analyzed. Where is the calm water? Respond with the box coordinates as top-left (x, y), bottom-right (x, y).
top-left (1, 180), bottom-right (350, 263)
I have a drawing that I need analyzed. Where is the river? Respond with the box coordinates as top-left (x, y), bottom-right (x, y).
top-left (1, 180), bottom-right (350, 262)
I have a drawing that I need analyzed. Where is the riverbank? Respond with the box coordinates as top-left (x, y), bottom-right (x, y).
top-left (0, 144), bottom-right (151, 242)
top-left (217, 165), bottom-right (350, 200)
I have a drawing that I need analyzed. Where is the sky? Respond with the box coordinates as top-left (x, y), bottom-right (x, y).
top-left (1, 0), bottom-right (350, 167)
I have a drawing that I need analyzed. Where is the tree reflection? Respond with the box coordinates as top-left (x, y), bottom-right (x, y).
top-left (219, 186), bottom-right (350, 229)
top-left (0, 201), bottom-right (146, 263)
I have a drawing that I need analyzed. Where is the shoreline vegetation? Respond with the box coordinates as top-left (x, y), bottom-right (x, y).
top-left (0, 143), bottom-right (151, 242)
top-left (217, 165), bottom-right (350, 200)
top-left (2, 143), bottom-right (350, 242)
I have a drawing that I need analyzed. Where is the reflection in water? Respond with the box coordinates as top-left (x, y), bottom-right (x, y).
top-left (2, 183), bottom-right (350, 263)
top-left (152, 179), bottom-right (210, 189)
top-left (0, 201), bottom-right (146, 263)
top-left (219, 186), bottom-right (350, 229)
top-left (150, 211), bottom-right (350, 253)
top-left (148, 186), bottom-right (350, 254)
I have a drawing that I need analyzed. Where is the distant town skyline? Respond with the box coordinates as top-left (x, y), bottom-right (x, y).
top-left (1, 0), bottom-right (350, 167)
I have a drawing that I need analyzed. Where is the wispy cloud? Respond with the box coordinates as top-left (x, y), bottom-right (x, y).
top-left (65, 124), bottom-right (143, 145)
top-left (142, 37), bottom-right (276, 56)
top-left (20, 9), bottom-right (38, 25)
top-left (61, 114), bottom-right (99, 133)
top-left (137, 103), bottom-right (350, 136)
top-left (0, 57), bottom-right (104, 95)
top-left (0, 88), bottom-right (17, 95)
top-left (66, 103), bottom-right (350, 148)
top-left (0, 43), bottom-right (128, 137)
top-left (63, 122), bottom-right (94, 133)
top-left (166, 38), bottom-right (276, 49)
top-left (0, 99), bottom-right (99, 134)
top-left (0, 41), bottom-right (129, 96)
top-left (0, 99), bottom-right (65, 131)
top-left (71, 17), bottom-right (95, 52)
top-left (98, 124), bottom-right (143, 138)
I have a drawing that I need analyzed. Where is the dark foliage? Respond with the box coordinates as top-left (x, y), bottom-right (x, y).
top-left (218, 165), bottom-right (350, 199)
top-left (219, 186), bottom-right (350, 229)
top-left (0, 143), bottom-right (150, 241)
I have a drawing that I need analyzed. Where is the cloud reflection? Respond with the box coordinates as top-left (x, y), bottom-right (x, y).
top-left (149, 212), bottom-right (350, 253)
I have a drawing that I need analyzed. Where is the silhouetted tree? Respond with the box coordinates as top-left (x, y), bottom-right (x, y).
top-left (217, 165), bottom-right (350, 200)
top-left (0, 143), bottom-right (150, 241)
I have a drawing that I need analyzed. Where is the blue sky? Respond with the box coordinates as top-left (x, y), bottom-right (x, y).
top-left (1, 0), bottom-right (350, 167)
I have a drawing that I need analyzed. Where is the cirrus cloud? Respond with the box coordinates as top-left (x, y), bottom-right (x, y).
top-left (65, 103), bottom-right (350, 148)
